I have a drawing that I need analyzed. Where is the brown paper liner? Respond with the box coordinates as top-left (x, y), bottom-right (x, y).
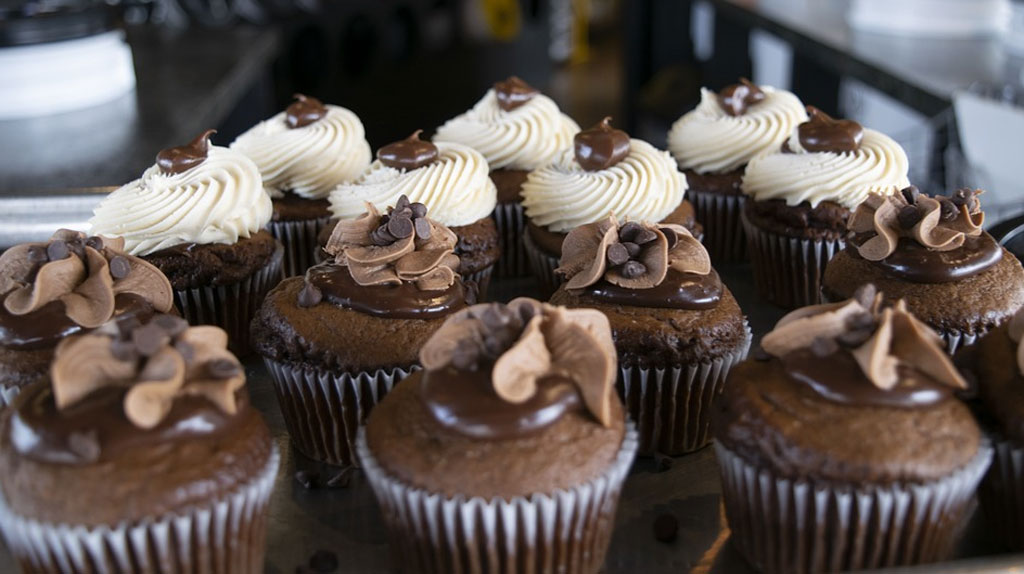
top-left (715, 441), bottom-right (992, 574)
top-left (620, 323), bottom-right (751, 456)
top-left (357, 423), bottom-right (638, 574)
top-left (0, 383), bottom-right (19, 408)
top-left (493, 201), bottom-right (530, 279)
top-left (522, 231), bottom-right (563, 296)
top-left (264, 358), bottom-right (416, 467)
top-left (689, 189), bottom-right (746, 263)
top-left (978, 435), bottom-right (1024, 550)
top-left (463, 265), bottom-right (495, 302)
top-left (268, 215), bottom-right (332, 278)
top-left (742, 212), bottom-right (845, 309)
top-left (0, 446), bottom-right (280, 574)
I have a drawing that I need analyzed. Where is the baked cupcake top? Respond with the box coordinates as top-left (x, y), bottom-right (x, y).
top-left (975, 309), bottom-right (1024, 442)
top-left (0, 230), bottom-right (173, 350)
top-left (668, 79), bottom-right (807, 174)
top-left (230, 95), bottom-right (372, 199)
top-left (433, 76), bottom-right (580, 171)
top-left (742, 107), bottom-right (910, 209)
top-left (329, 132), bottom-right (497, 228)
top-left (90, 130), bottom-right (272, 256)
top-left (556, 214), bottom-right (722, 310)
top-left (522, 118), bottom-right (688, 233)
top-left (846, 186), bottom-right (1001, 283)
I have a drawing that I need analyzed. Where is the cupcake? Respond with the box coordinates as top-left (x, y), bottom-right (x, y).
top-left (358, 297), bottom-right (638, 574)
top-left (741, 107), bottom-right (910, 308)
top-left (522, 118), bottom-right (695, 293)
top-left (90, 130), bottom-right (283, 354)
top-left (0, 229), bottom-right (174, 407)
top-left (0, 314), bottom-right (279, 573)
top-left (328, 132), bottom-right (500, 295)
top-left (252, 196), bottom-right (473, 466)
top-left (231, 94), bottom-right (371, 277)
top-left (713, 285), bottom-right (991, 573)
top-left (823, 187), bottom-right (1024, 353)
top-left (668, 79), bottom-right (807, 262)
top-left (434, 76), bottom-right (580, 278)
top-left (550, 215), bottom-right (751, 455)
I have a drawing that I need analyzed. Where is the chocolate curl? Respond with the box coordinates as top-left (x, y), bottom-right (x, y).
top-left (61, 247), bottom-right (115, 329)
top-left (911, 196), bottom-right (965, 251)
top-left (851, 195), bottom-right (901, 261)
top-left (4, 254), bottom-right (85, 315)
top-left (413, 265), bottom-right (457, 291)
top-left (110, 256), bottom-right (175, 313)
top-left (0, 244), bottom-right (40, 294)
top-left (124, 347), bottom-right (187, 429)
top-left (492, 315), bottom-right (550, 403)
top-left (663, 224), bottom-right (712, 276)
top-left (51, 335), bottom-right (137, 410)
top-left (558, 216), bottom-right (618, 289)
top-left (325, 203), bottom-right (380, 261)
top-left (542, 305), bottom-right (616, 427)
top-left (851, 308), bottom-right (899, 390)
top-left (761, 300), bottom-right (867, 357)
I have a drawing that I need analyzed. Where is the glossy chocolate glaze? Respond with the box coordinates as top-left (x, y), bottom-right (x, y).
top-left (306, 263), bottom-right (467, 319)
top-left (378, 131), bottom-right (439, 170)
top-left (797, 107), bottom-right (863, 153)
top-left (574, 268), bottom-right (722, 310)
top-left (849, 234), bottom-right (1002, 283)
top-left (286, 94), bottom-right (327, 128)
top-left (494, 76), bottom-right (539, 112)
top-left (716, 78), bottom-right (765, 116)
top-left (0, 293), bottom-right (155, 350)
top-left (156, 129), bottom-right (214, 175)
top-left (574, 117), bottom-right (630, 171)
top-left (419, 365), bottom-right (583, 439)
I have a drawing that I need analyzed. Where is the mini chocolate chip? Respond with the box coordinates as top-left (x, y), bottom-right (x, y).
top-left (153, 314), bottom-right (189, 336)
top-left (897, 205), bottom-right (922, 229)
top-left (618, 222), bottom-right (642, 243)
top-left (309, 549), bottom-right (339, 572)
top-left (836, 328), bottom-right (873, 348)
top-left (633, 228), bottom-right (658, 245)
top-left (394, 194), bottom-right (411, 212)
top-left (451, 340), bottom-right (480, 371)
top-left (661, 228), bottom-right (678, 249)
top-left (174, 340), bottom-right (195, 364)
top-left (108, 255), bottom-right (132, 279)
top-left (387, 215), bottom-right (414, 238)
top-left (414, 217), bottom-right (432, 240)
top-left (207, 358), bottom-right (240, 378)
top-left (654, 452), bottom-right (673, 472)
top-left (46, 240), bottom-right (69, 261)
top-left (68, 430), bottom-right (100, 463)
top-left (110, 339), bottom-right (138, 362)
top-left (294, 470), bottom-right (320, 489)
top-left (939, 198), bottom-right (958, 222)
top-left (326, 467), bottom-right (355, 489)
top-left (900, 185), bottom-right (921, 205)
top-left (752, 346), bottom-right (771, 361)
top-left (621, 241), bottom-right (641, 258)
top-left (297, 282), bottom-right (323, 308)
top-left (371, 225), bottom-right (395, 246)
top-left (26, 245), bottom-right (48, 264)
top-left (620, 260), bottom-right (647, 278)
top-left (606, 243), bottom-right (630, 266)
top-left (410, 202), bottom-right (427, 218)
top-left (116, 315), bottom-right (143, 338)
top-left (852, 284), bottom-right (877, 309)
top-left (85, 236), bottom-right (105, 251)
top-left (810, 336), bottom-right (839, 357)
top-left (132, 323), bottom-right (170, 356)
top-left (653, 513), bottom-right (679, 543)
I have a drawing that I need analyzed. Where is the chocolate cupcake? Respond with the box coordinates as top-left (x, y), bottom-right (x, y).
top-left (550, 216), bottom-right (751, 455)
top-left (328, 132), bottom-right (500, 295)
top-left (358, 298), bottom-right (637, 573)
top-left (522, 118), bottom-right (696, 294)
top-left (252, 196), bottom-right (472, 466)
top-left (0, 230), bottom-right (174, 407)
top-left (713, 286), bottom-right (990, 574)
top-left (434, 76), bottom-right (580, 278)
top-left (823, 187), bottom-right (1024, 353)
top-left (741, 107), bottom-right (910, 308)
top-left (0, 315), bottom-right (279, 573)
top-left (90, 130), bottom-right (283, 354)
top-left (232, 95), bottom-right (371, 277)
top-left (668, 79), bottom-right (807, 262)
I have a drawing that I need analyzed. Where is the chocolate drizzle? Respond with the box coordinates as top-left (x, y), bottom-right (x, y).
top-left (574, 117), bottom-right (631, 171)
top-left (378, 130), bottom-right (439, 170)
top-left (285, 94), bottom-right (328, 129)
top-left (493, 76), bottom-right (540, 112)
top-left (716, 78), bottom-right (766, 116)
top-left (797, 107), bottom-right (863, 153)
top-left (156, 130), bottom-right (216, 175)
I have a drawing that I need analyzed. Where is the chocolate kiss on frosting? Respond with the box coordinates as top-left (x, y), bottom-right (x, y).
top-left (419, 298), bottom-right (617, 427)
top-left (378, 130), bottom-right (440, 170)
top-left (494, 76), bottom-right (540, 112)
top-left (717, 78), bottom-right (766, 117)
top-left (285, 93), bottom-right (328, 129)
top-left (797, 107), bottom-right (864, 153)
top-left (574, 117), bottom-right (631, 171)
top-left (157, 129), bottom-right (216, 175)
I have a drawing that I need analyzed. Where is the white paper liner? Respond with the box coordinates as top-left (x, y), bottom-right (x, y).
top-left (742, 211), bottom-right (845, 309)
top-left (978, 435), bottom-right (1024, 550)
top-left (0, 445), bottom-right (280, 574)
top-left (0, 383), bottom-right (20, 408)
top-left (268, 216), bottom-right (332, 278)
top-left (357, 423), bottom-right (638, 574)
top-left (493, 202), bottom-right (529, 279)
top-left (173, 244), bottom-right (283, 355)
top-left (523, 231), bottom-right (563, 295)
top-left (463, 265), bottom-right (495, 302)
top-left (265, 358), bottom-right (416, 467)
top-left (689, 189), bottom-right (746, 263)
top-left (620, 322), bottom-right (752, 456)
top-left (715, 441), bottom-right (992, 574)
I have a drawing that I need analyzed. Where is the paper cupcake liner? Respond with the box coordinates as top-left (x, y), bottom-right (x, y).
top-left (689, 189), bottom-right (746, 263)
top-left (493, 202), bottom-right (530, 279)
top-left (357, 423), bottom-right (638, 574)
top-left (978, 435), bottom-right (1024, 550)
top-left (0, 382), bottom-right (21, 409)
top-left (742, 213), bottom-right (845, 309)
top-left (173, 244), bottom-right (283, 356)
top-left (265, 358), bottom-right (416, 467)
top-left (268, 216), bottom-right (332, 278)
top-left (620, 323), bottom-right (751, 456)
top-left (523, 231), bottom-right (563, 296)
top-left (0, 445), bottom-right (280, 574)
top-left (464, 265), bottom-right (495, 302)
top-left (715, 441), bottom-right (991, 574)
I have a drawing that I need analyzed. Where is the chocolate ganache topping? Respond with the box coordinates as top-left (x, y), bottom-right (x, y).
top-left (556, 215), bottom-right (721, 309)
top-left (760, 284), bottom-right (966, 407)
top-left (418, 298), bottom-right (617, 438)
top-left (797, 107), bottom-right (864, 153)
top-left (285, 94), bottom-right (328, 128)
top-left (0, 230), bottom-right (174, 349)
top-left (377, 130), bottom-right (440, 170)
top-left (493, 76), bottom-right (540, 112)
top-left (848, 187), bottom-right (998, 282)
top-left (156, 129), bottom-right (216, 175)
top-left (574, 117), bottom-right (631, 171)
top-left (717, 78), bottom-right (766, 117)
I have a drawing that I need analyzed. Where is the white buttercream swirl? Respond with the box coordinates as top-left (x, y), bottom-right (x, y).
top-left (521, 139), bottom-right (688, 233)
top-left (230, 105), bottom-right (371, 199)
top-left (741, 128), bottom-right (911, 209)
top-left (434, 89), bottom-right (580, 171)
top-left (89, 146), bottom-right (272, 256)
top-left (328, 141), bottom-right (497, 227)
top-left (668, 86), bottom-right (807, 174)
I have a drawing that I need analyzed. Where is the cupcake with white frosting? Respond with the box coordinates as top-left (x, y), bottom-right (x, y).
top-left (90, 130), bottom-right (282, 353)
top-left (740, 107), bottom-right (910, 308)
top-left (231, 95), bottom-right (371, 277)
top-left (327, 131), bottom-right (500, 295)
top-left (434, 76), bottom-right (579, 278)
top-left (668, 79), bottom-right (807, 262)
top-left (520, 117), bottom-right (693, 293)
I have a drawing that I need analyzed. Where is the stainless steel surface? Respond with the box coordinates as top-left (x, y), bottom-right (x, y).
top-left (0, 188), bottom-right (111, 249)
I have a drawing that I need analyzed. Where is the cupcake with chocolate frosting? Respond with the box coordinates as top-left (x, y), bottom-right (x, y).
top-left (358, 297), bottom-right (637, 573)
top-left (0, 314), bottom-right (279, 573)
top-left (741, 107), bottom-right (910, 308)
top-left (668, 79), bottom-right (807, 262)
top-left (521, 118), bottom-right (697, 293)
top-left (434, 76), bottom-right (580, 278)
top-left (252, 196), bottom-right (473, 466)
top-left (713, 285), bottom-right (990, 574)
top-left (550, 215), bottom-right (751, 455)
top-left (0, 229), bottom-right (174, 406)
top-left (823, 187), bottom-right (1024, 353)
top-left (327, 132), bottom-right (500, 295)
top-left (90, 130), bottom-right (283, 354)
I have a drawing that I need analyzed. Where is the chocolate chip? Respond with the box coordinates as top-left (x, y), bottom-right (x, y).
top-left (326, 467), bottom-right (355, 489)
top-left (174, 340), bottom-right (195, 364)
top-left (153, 314), bottom-right (189, 336)
top-left (108, 255), bottom-right (132, 279)
top-left (410, 202), bottom-right (427, 219)
top-left (371, 225), bottom-right (395, 247)
top-left (110, 339), bottom-right (138, 362)
top-left (661, 228), bottom-right (678, 249)
top-left (207, 358), bottom-right (240, 378)
top-left (46, 240), bottom-right (70, 261)
top-left (294, 470), bottom-right (320, 489)
top-left (132, 323), bottom-right (170, 356)
top-left (810, 336), bottom-right (839, 357)
top-left (606, 243), bottom-right (630, 266)
top-left (414, 217), bottom-right (432, 240)
top-left (115, 315), bottom-right (143, 338)
top-left (451, 339), bottom-right (480, 371)
top-left (387, 215), bottom-right (414, 239)
top-left (394, 194), bottom-right (411, 212)
top-left (618, 221), bottom-right (642, 243)
top-left (621, 241), bottom-right (641, 258)
top-left (951, 188), bottom-right (978, 210)
top-left (620, 260), bottom-right (647, 278)
top-left (26, 245), bottom-right (48, 264)
top-left (654, 452), bottom-right (673, 472)
top-left (844, 310), bottom-right (875, 331)
top-left (68, 430), bottom-right (100, 463)
top-left (852, 284), bottom-right (877, 309)
top-left (297, 282), bottom-right (323, 308)
top-left (939, 198), bottom-right (958, 222)
top-left (85, 236), bottom-right (105, 251)
top-left (653, 513), bottom-right (679, 543)
top-left (900, 185), bottom-right (921, 205)
top-left (308, 549), bottom-right (339, 572)
top-left (897, 205), bottom-right (922, 229)
top-left (836, 328), bottom-right (873, 348)
top-left (633, 228), bottom-right (658, 245)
